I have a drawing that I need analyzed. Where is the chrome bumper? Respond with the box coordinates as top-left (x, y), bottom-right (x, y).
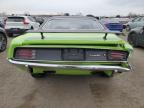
top-left (8, 59), bottom-right (131, 72)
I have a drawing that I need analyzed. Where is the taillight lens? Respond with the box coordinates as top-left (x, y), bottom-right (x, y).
top-left (108, 51), bottom-right (128, 61)
top-left (15, 49), bottom-right (36, 59)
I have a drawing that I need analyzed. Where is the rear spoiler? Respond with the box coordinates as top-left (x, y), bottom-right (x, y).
top-left (27, 29), bottom-right (122, 40)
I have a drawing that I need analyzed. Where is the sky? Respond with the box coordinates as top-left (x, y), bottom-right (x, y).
top-left (0, 0), bottom-right (144, 16)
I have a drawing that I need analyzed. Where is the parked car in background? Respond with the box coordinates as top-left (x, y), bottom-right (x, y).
top-left (5, 16), bottom-right (40, 37)
top-left (124, 17), bottom-right (144, 30)
top-left (0, 27), bottom-right (7, 52)
top-left (100, 18), bottom-right (123, 32)
top-left (8, 16), bottom-right (133, 78)
top-left (128, 26), bottom-right (144, 47)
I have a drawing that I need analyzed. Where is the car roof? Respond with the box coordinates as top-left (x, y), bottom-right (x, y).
top-left (7, 16), bottom-right (31, 18)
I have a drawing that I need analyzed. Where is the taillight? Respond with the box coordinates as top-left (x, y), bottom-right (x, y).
top-left (15, 49), bottom-right (36, 59)
top-left (23, 19), bottom-right (29, 25)
top-left (108, 51), bottom-right (128, 61)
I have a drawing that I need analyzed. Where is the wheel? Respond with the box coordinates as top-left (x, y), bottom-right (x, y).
top-left (0, 33), bottom-right (7, 52)
top-left (128, 33), bottom-right (139, 47)
top-left (29, 67), bottom-right (46, 78)
top-left (8, 33), bottom-right (13, 37)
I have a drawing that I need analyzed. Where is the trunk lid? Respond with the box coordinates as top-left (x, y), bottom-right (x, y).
top-left (20, 33), bottom-right (124, 46)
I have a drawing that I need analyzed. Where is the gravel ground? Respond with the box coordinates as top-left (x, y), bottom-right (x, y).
top-left (1, 38), bottom-right (144, 108)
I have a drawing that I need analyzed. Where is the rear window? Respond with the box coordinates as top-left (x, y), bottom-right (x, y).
top-left (42, 18), bottom-right (105, 30)
top-left (7, 17), bottom-right (24, 22)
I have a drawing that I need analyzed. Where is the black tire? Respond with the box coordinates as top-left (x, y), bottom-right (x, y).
top-left (29, 68), bottom-right (46, 78)
top-left (8, 33), bottom-right (13, 37)
top-left (0, 33), bottom-right (7, 52)
top-left (128, 33), bottom-right (139, 47)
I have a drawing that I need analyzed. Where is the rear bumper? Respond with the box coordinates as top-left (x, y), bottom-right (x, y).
top-left (8, 59), bottom-right (131, 72)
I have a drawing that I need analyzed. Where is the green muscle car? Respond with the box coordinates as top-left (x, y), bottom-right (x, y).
top-left (8, 16), bottom-right (133, 78)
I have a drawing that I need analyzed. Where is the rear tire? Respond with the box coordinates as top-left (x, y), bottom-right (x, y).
top-left (0, 33), bottom-right (7, 52)
top-left (128, 33), bottom-right (139, 47)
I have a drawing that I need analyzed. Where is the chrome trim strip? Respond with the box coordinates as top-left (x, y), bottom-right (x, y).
top-left (9, 59), bottom-right (131, 72)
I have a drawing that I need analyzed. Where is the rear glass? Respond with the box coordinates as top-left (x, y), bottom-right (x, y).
top-left (42, 18), bottom-right (105, 30)
top-left (7, 17), bottom-right (24, 22)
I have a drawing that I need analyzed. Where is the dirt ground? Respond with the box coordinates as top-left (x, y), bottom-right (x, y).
top-left (1, 38), bottom-right (144, 108)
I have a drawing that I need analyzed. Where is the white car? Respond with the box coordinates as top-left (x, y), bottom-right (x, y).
top-left (5, 16), bottom-right (40, 37)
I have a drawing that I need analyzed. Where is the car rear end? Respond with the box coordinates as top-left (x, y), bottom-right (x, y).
top-left (8, 33), bottom-right (132, 76)
top-left (8, 16), bottom-right (133, 77)
top-left (5, 16), bottom-right (30, 36)
top-left (12, 47), bottom-right (130, 71)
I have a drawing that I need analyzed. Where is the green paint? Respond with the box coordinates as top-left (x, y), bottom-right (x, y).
top-left (7, 32), bottom-right (133, 75)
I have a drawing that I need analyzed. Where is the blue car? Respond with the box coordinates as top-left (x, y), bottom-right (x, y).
top-left (100, 18), bottom-right (123, 32)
